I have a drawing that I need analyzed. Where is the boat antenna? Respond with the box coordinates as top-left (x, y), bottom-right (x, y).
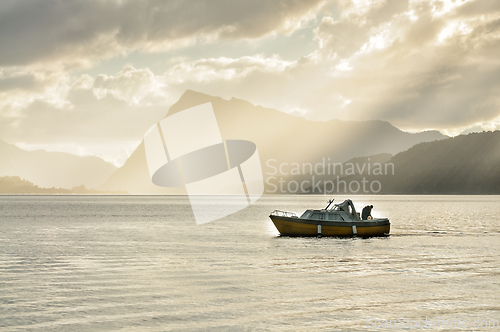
top-left (325, 199), bottom-right (334, 210)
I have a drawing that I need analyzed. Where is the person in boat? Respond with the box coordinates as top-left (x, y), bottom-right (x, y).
top-left (362, 205), bottom-right (373, 220)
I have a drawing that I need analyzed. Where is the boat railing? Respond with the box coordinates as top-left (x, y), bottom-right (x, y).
top-left (270, 210), bottom-right (298, 218)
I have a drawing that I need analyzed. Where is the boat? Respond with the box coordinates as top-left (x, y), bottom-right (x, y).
top-left (269, 199), bottom-right (390, 237)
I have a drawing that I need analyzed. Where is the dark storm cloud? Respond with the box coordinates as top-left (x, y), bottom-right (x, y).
top-left (0, 0), bottom-right (325, 66)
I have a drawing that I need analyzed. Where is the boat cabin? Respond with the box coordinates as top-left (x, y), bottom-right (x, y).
top-left (299, 199), bottom-right (359, 221)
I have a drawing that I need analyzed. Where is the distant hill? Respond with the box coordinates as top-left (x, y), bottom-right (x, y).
top-left (302, 153), bottom-right (393, 193)
top-left (0, 176), bottom-right (126, 194)
top-left (0, 140), bottom-right (117, 189)
top-left (315, 131), bottom-right (500, 194)
top-left (100, 90), bottom-right (447, 194)
top-left (339, 153), bottom-right (394, 166)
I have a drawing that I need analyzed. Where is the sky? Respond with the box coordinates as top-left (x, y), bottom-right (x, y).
top-left (1, 0), bottom-right (499, 166)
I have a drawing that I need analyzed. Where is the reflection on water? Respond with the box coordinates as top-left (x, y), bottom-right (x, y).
top-left (1, 195), bottom-right (499, 331)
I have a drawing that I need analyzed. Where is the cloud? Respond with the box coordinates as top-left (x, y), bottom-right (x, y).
top-left (0, 54), bottom-right (294, 160)
top-left (0, 67), bottom-right (170, 151)
top-left (272, 0), bottom-right (500, 131)
top-left (0, 73), bottom-right (36, 91)
top-left (2, 0), bottom-right (500, 166)
top-left (0, 0), bottom-right (122, 67)
top-left (0, 68), bottom-right (72, 114)
top-left (92, 66), bottom-right (168, 106)
top-left (0, 84), bottom-right (167, 146)
top-left (0, 0), bottom-right (326, 67)
top-left (164, 55), bottom-right (294, 84)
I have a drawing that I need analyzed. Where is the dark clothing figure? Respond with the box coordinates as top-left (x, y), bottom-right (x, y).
top-left (362, 205), bottom-right (373, 220)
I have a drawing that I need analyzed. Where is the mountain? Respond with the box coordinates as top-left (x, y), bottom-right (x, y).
top-left (0, 140), bottom-right (117, 189)
top-left (319, 131), bottom-right (500, 194)
top-left (338, 153), bottom-right (394, 166)
top-left (100, 90), bottom-right (447, 194)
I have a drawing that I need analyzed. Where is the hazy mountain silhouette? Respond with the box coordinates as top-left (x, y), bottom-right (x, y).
top-left (100, 90), bottom-right (447, 194)
top-left (318, 131), bottom-right (500, 194)
top-left (0, 176), bottom-right (126, 194)
top-left (339, 153), bottom-right (394, 167)
top-left (0, 140), bottom-right (117, 189)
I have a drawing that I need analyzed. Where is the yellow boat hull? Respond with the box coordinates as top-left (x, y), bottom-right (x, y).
top-left (270, 215), bottom-right (390, 237)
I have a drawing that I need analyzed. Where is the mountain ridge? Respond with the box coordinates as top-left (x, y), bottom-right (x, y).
top-left (100, 90), bottom-right (448, 194)
top-left (312, 131), bottom-right (500, 194)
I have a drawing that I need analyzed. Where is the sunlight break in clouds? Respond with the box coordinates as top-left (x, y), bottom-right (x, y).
top-left (0, 0), bottom-right (499, 166)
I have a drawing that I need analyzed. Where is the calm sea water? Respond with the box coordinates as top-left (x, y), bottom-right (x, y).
top-left (1, 195), bottom-right (499, 331)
